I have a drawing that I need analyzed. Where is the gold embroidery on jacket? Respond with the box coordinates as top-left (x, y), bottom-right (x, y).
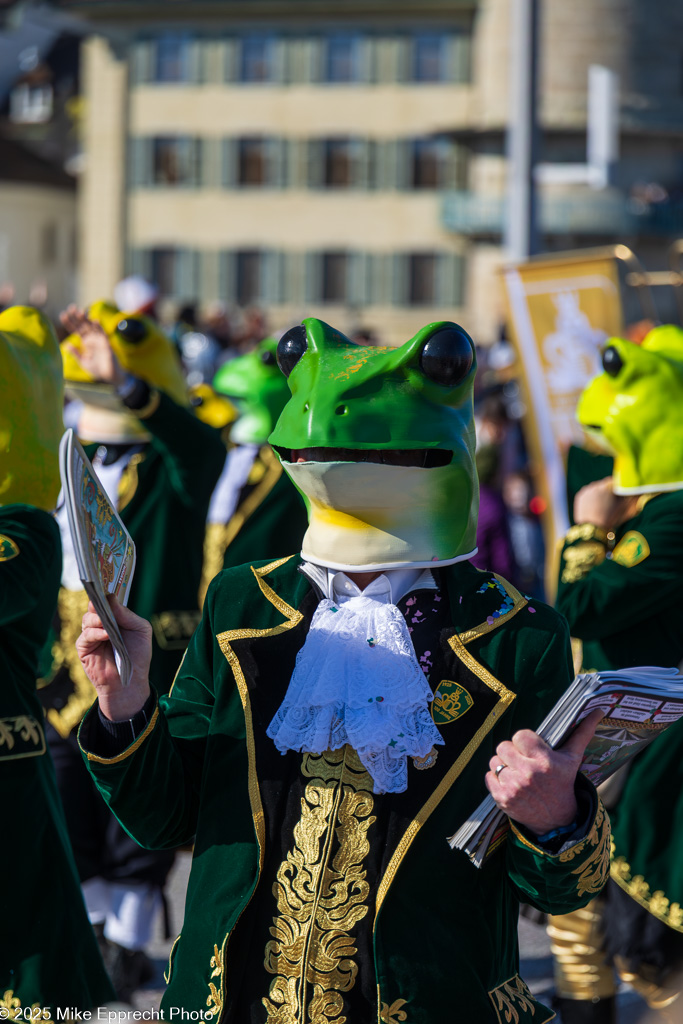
top-left (263, 746), bottom-right (375, 1023)
top-left (0, 715), bottom-right (46, 761)
top-left (117, 451), bottom-right (145, 511)
top-left (611, 840), bottom-right (683, 932)
top-left (559, 802), bottom-right (611, 898)
top-left (206, 938), bottom-right (227, 1019)
top-left (561, 541), bottom-right (607, 584)
top-left (0, 991), bottom-right (54, 1024)
top-left (46, 587), bottom-right (93, 738)
top-left (488, 974), bottom-right (551, 1024)
top-left (379, 997), bottom-right (409, 1022)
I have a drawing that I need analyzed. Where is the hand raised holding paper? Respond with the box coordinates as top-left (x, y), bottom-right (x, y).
top-left (78, 596), bottom-right (153, 721)
top-left (485, 709), bottom-right (604, 836)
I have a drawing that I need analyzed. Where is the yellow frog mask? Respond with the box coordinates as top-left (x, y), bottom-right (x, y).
top-left (577, 325), bottom-right (683, 494)
top-left (0, 306), bottom-right (63, 511)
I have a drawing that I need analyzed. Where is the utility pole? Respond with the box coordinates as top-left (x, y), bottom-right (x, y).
top-left (504, 0), bottom-right (540, 261)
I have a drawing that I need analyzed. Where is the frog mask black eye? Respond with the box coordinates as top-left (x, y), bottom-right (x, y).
top-left (419, 326), bottom-right (474, 387)
top-left (277, 325), bottom-right (308, 377)
top-left (116, 318), bottom-right (148, 345)
top-left (602, 345), bottom-right (623, 377)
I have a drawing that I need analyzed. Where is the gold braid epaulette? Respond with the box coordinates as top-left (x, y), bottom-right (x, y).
top-left (561, 524), bottom-right (614, 584)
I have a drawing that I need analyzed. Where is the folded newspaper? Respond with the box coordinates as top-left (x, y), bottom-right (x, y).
top-left (58, 428), bottom-right (136, 686)
top-left (449, 666), bottom-right (683, 867)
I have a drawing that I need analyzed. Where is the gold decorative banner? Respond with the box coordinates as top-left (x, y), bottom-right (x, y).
top-left (503, 249), bottom-right (624, 592)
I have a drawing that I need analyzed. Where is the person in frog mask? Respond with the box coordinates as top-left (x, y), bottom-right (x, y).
top-left (40, 301), bottom-right (225, 1000)
top-left (200, 335), bottom-right (308, 600)
top-left (75, 319), bottom-right (609, 1023)
top-left (549, 325), bottom-right (683, 1024)
top-left (0, 307), bottom-right (114, 1013)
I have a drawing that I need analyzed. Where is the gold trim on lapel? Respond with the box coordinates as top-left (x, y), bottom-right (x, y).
top-left (200, 446), bottom-right (283, 604)
top-left (215, 555), bottom-right (304, 873)
top-left (374, 634), bottom-right (516, 925)
top-left (458, 574), bottom-right (527, 645)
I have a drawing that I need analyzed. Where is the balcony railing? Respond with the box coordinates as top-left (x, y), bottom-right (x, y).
top-left (441, 191), bottom-right (683, 237)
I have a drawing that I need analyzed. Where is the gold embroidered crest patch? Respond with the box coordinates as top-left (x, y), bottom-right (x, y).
top-left (431, 679), bottom-right (474, 725)
top-left (0, 534), bottom-right (20, 561)
top-left (611, 531), bottom-right (650, 568)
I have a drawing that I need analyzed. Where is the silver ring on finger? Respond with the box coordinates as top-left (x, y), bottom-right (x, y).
top-left (495, 763), bottom-right (508, 777)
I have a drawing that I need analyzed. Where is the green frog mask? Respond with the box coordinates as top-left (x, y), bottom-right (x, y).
top-left (213, 336), bottom-right (291, 445)
top-left (269, 318), bottom-right (479, 570)
top-left (577, 325), bottom-right (683, 494)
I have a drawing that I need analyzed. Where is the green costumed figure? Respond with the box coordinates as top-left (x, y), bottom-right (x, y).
top-left (201, 337), bottom-right (308, 601)
top-left (76, 319), bottom-right (610, 1023)
top-left (0, 306), bottom-right (115, 1014)
top-left (550, 325), bottom-right (683, 1023)
top-left (38, 302), bottom-right (225, 999)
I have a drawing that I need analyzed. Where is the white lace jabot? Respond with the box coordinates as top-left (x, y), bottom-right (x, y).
top-left (266, 565), bottom-right (443, 794)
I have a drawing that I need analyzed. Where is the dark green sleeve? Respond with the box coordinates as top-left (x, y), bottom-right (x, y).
top-left (506, 792), bottom-right (611, 913)
top-left (78, 575), bottom-right (243, 849)
top-left (0, 504), bottom-right (61, 625)
top-left (556, 504), bottom-right (683, 641)
top-left (136, 390), bottom-right (227, 504)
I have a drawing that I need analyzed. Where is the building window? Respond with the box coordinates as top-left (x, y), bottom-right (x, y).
top-left (9, 81), bottom-right (53, 124)
top-left (238, 138), bottom-right (268, 186)
top-left (236, 250), bottom-right (263, 304)
top-left (150, 248), bottom-right (177, 296)
top-left (154, 33), bottom-right (192, 82)
top-left (152, 137), bottom-right (200, 186)
top-left (324, 34), bottom-right (362, 83)
top-left (41, 222), bottom-right (58, 266)
top-left (412, 33), bottom-right (450, 82)
top-left (408, 253), bottom-right (438, 304)
top-left (322, 252), bottom-right (348, 303)
top-left (324, 139), bottom-right (355, 187)
top-left (240, 36), bottom-right (275, 82)
top-left (409, 136), bottom-right (465, 189)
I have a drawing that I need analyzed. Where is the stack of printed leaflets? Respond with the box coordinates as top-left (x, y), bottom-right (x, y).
top-left (450, 666), bottom-right (683, 867)
top-left (59, 428), bottom-right (136, 687)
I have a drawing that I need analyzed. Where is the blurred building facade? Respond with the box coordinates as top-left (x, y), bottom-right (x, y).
top-left (63, 0), bottom-right (683, 343)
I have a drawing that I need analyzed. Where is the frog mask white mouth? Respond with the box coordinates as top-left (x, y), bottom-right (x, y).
top-left (281, 456), bottom-right (478, 571)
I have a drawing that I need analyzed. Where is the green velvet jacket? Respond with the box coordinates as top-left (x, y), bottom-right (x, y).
top-left (0, 504), bottom-right (114, 1013)
top-left (40, 390), bottom-right (226, 738)
top-left (80, 556), bottom-right (610, 1024)
top-left (557, 487), bottom-right (683, 936)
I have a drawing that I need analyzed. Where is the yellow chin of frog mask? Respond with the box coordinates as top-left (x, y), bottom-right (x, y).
top-left (577, 325), bottom-right (683, 494)
top-left (61, 300), bottom-right (188, 443)
top-left (0, 306), bottom-right (64, 511)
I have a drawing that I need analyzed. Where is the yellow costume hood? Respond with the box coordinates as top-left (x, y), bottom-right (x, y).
top-left (0, 305), bottom-right (63, 511)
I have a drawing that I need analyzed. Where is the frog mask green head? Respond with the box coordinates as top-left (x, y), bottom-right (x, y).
top-left (213, 336), bottom-right (291, 445)
top-left (577, 324), bottom-right (683, 494)
top-left (269, 318), bottom-right (479, 570)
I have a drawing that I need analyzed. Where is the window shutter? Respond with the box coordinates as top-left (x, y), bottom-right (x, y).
top-left (128, 137), bottom-right (152, 187)
top-left (437, 252), bottom-right (466, 308)
top-left (349, 251), bottom-right (370, 308)
top-left (287, 139), bottom-right (307, 188)
top-left (268, 138), bottom-right (288, 188)
top-left (304, 251), bottom-right (322, 304)
top-left (450, 31), bottom-right (472, 85)
top-left (218, 250), bottom-right (237, 302)
top-left (221, 138), bottom-right (238, 188)
top-left (222, 38), bottom-right (240, 83)
top-left (187, 38), bottom-right (203, 83)
top-left (394, 36), bottom-right (411, 83)
top-left (177, 249), bottom-right (200, 298)
top-left (189, 138), bottom-right (202, 187)
top-left (390, 253), bottom-right (409, 306)
top-left (201, 139), bottom-right (221, 188)
top-left (263, 250), bottom-right (285, 304)
top-left (443, 141), bottom-right (468, 190)
top-left (199, 250), bottom-right (219, 303)
top-left (359, 37), bottom-right (376, 84)
top-left (129, 39), bottom-right (154, 85)
top-left (394, 139), bottom-right (412, 190)
top-left (272, 39), bottom-right (287, 84)
top-left (302, 37), bottom-right (322, 84)
top-left (375, 141), bottom-right (393, 191)
top-left (306, 139), bottom-right (325, 189)
top-left (127, 248), bottom-right (151, 278)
